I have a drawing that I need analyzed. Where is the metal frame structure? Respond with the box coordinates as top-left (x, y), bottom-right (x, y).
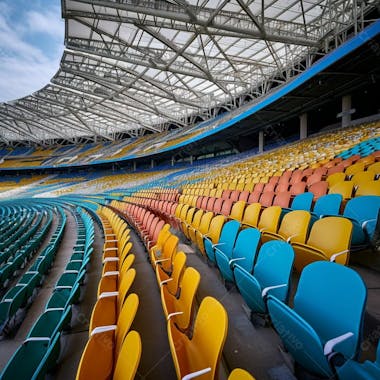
top-left (0, 0), bottom-right (377, 146)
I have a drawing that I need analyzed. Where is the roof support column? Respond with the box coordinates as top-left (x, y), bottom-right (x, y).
top-left (299, 113), bottom-right (308, 140)
top-left (259, 130), bottom-right (264, 154)
top-left (340, 95), bottom-right (355, 127)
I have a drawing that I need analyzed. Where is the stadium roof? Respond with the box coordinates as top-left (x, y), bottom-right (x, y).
top-left (0, 0), bottom-right (377, 144)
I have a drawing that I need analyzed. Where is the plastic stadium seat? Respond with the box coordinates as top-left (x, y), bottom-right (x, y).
top-left (306, 172), bottom-right (323, 187)
top-left (248, 191), bottom-right (261, 204)
top-left (289, 181), bottom-right (307, 196)
top-left (220, 199), bottom-right (233, 217)
top-left (338, 340), bottom-right (380, 380)
top-left (327, 172), bottom-right (346, 187)
top-left (367, 162), bottom-right (380, 176)
top-left (213, 198), bottom-right (224, 214)
top-left (180, 208), bottom-right (196, 239)
top-left (259, 191), bottom-right (275, 207)
top-left (308, 181), bottom-right (328, 199)
top-left (272, 192), bottom-right (292, 208)
top-left (355, 180), bottom-right (380, 196)
top-left (345, 162), bottom-right (365, 177)
top-left (351, 171), bottom-right (375, 186)
top-left (76, 329), bottom-right (141, 380)
top-left (241, 203), bottom-right (261, 228)
top-left (257, 206), bottom-right (282, 235)
top-left (90, 273), bottom-right (137, 333)
top-left (290, 192), bottom-right (314, 211)
top-left (168, 296), bottom-right (228, 380)
top-left (215, 227), bottom-right (261, 283)
top-left (194, 212), bottom-right (217, 256)
top-left (292, 216), bottom-right (352, 272)
top-left (343, 195), bottom-right (380, 246)
top-left (235, 240), bottom-right (294, 315)
top-left (261, 210), bottom-right (311, 244)
top-left (161, 267), bottom-right (200, 331)
top-left (113, 331), bottom-right (142, 380)
top-left (188, 209), bottom-right (204, 243)
top-left (156, 251), bottom-right (186, 297)
top-left (0, 332), bottom-right (61, 380)
top-left (327, 163), bottom-right (345, 176)
top-left (229, 200), bottom-right (246, 222)
top-left (238, 190), bottom-right (250, 202)
top-left (267, 261), bottom-right (367, 378)
top-left (311, 193), bottom-right (342, 220)
top-left (202, 215), bottom-right (225, 260)
top-left (329, 181), bottom-right (354, 199)
top-left (151, 234), bottom-right (179, 273)
top-left (205, 219), bottom-right (240, 264)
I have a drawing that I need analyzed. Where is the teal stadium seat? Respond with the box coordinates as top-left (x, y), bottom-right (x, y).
top-left (267, 261), bottom-right (367, 378)
top-left (235, 240), bottom-right (294, 315)
top-left (204, 220), bottom-right (240, 263)
top-left (215, 227), bottom-right (261, 283)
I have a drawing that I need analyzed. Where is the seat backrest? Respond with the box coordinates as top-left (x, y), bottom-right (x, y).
top-left (258, 206), bottom-right (281, 233)
top-left (307, 217), bottom-right (353, 264)
top-left (218, 220), bottom-right (240, 256)
top-left (290, 182), bottom-right (307, 196)
top-left (191, 209), bottom-right (204, 229)
top-left (326, 172), bottom-right (346, 186)
top-left (190, 297), bottom-right (228, 379)
top-left (351, 171), bottom-right (374, 186)
top-left (232, 228), bottom-right (261, 273)
top-left (220, 199), bottom-right (233, 217)
top-left (345, 162), bottom-right (365, 176)
top-left (155, 224), bottom-right (171, 247)
top-left (229, 200), bottom-right (246, 221)
top-left (278, 210), bottom-right (311, 244)
top-left (163, 251), bottom-right (187, 296)
top-left (254, 241), bottom-right (294, 302)
top-left (329, 181), bottom-right (354, 199)
top-left (273, 192), bottom-right (291, 208)
top-left (115, 293), bottom-right (139, 355)
top-left (367, 162), bottom-right (380, 176)
top-left (160, 235), bottom-right (179, 271)
top-left (207, 215), bottom-right (226, 244)
top-left (356, 180), bottom-right (380, 196)
top-left (343, 195), bottom-right (380, 224)
top-left (291, 192), bottom-right (313, 211)
top-left (198, 211), bottom-right (214, 235)
top-left (174, 267), bottom-right (201, 331)
top-left (118, 268), bottom-right (136, 312)
top-left (241, 203), bottom-right (261, 228)
top-left (313, 193), bottom-right (342, 217)
top-left (151, 220), bottom-right (166, 244)
top-left (294, 261), bottom-right (367, 360)
top-left (259, 191), bottom-right (275, 207)
top-left (213, 198), bottom-right (224, 214)
top-left (113, 330), bottom-right (142, 380)
top-left (238, 190), bottom-right (250, 202)
top-left (185, 207), bottom-right (196, 225)
top-left (309, 181), bottom-right (328, 199)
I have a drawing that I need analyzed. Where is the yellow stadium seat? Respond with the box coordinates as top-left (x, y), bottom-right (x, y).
top-left (292, 217), bottom-right (352, 272)
top-left (168, 296), bottom-right (228, 380)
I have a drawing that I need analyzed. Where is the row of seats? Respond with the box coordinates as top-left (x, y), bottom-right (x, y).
top-left (120, 202), bottom-right (255, 379)
top-left (0, 208), bottom-right (47, 288)
top-left (76, 206), bottom-right (141, 380)
top-left (0, 207), bottom-right (57, 336)
top-left (0, 206), bottom-right (94, 380)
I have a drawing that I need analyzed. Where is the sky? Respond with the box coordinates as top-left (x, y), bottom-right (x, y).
top-left (0, 0), bottom-right (64, 102)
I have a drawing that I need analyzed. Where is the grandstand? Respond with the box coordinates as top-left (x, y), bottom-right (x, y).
top-left (0, 1), bottom-right (380, 380)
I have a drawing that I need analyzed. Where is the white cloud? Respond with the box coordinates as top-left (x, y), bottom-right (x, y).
top-left (0, 2), bottom-right (64, 102)
top-left (26, 7), bottom-right (63, 39)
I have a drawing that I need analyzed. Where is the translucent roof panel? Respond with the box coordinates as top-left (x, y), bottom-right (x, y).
top-left (0, 0), bottom-right (376, 144)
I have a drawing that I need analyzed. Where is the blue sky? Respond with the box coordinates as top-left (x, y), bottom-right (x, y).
top-left (0, 0), bottom-right (64, 102)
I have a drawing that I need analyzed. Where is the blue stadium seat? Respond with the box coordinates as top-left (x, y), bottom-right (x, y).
top-left (205, 220), bottom-right (240, 264)
top-left (342, 195), bottom-right (380, 246)
top-left (267, 261), bottom-right (367, 378)
top-left (215, 227), bottom-right (261, 283)
top-left (235, 240), bottom-right (294, 315)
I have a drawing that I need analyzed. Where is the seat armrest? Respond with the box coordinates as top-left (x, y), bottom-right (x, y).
top-left (91, 325), bottom-right (117, 336)
top-left (330, 249), bottom-right (349, 262)
top-left (262, 284), bottom-right (287, 298)
top-left (182, 368), bottom-right (212, 380)
top-left (167, 311), bottom-right (183, 321)
top-left (323, 332), bottom-right (354, 356)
